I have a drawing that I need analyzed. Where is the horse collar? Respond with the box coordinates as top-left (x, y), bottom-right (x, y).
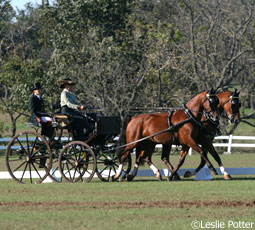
top-left (182, 104), bottom-right (204, 128)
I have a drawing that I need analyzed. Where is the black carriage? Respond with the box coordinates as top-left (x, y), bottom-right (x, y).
top-left (5, 112), bottom-right (132, 184)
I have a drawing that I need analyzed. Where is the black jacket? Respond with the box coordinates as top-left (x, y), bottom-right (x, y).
top-left (29, 94), bottom-right (45, 125)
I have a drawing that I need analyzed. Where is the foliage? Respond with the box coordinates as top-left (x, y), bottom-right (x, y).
top-left (1, 0), bottom-right (255, 135)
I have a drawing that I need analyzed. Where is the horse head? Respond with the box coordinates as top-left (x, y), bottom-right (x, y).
top-left (220, 89), bottom-right (241, 124)
top-left (202, 88), bottom-right (220, 122)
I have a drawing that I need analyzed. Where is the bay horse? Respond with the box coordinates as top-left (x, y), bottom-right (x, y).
top-left (183, 89), bottom-right (241, 179)
top-left (112, 89), bottom-right (220, 181)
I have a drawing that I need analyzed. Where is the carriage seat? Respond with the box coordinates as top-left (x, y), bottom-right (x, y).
top-left (52, 114), bottom-right (69, 128)
top-left (49, 103), bottom-right (68, 128)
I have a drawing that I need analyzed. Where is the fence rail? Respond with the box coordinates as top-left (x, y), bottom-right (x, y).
top-left (186, 135), bottom-right (255, 155)
top-left (1, 135), bottom-right (255, 181)
top-left (1, 135), bottom-right (255, 153)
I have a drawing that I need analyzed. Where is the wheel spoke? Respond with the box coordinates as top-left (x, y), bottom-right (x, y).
top-left (12, 160), bottom-right (26, 172)
top-left (77, 167), bottom-right (84, 182)
top-left (30, 136), bottom-right (39, 156)
top-left (29, 162), bottom-right (32, 183)
top-left (16, 138), bottom-right (29, 156)
top-left (26, 133), bottom-right (30, 155)
top-left (99, 165), bottom-right (109, 174)
top-left (31, 161), bottom-right (43, 179)
top-left (107, 167), bottom-right (112, 181)
top-left (20, 162), bottom-right (29, 182)
top-left (112, 165), bottom-right (117, 174)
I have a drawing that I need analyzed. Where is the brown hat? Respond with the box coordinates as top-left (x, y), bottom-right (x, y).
top-left (57, 78), bottom-right (76, 89)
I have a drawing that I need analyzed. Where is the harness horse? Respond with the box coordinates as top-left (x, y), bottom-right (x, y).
top-left (183, 89), bottom-right (241, 179)
top-left (112, 89), bottom-right (220, 182)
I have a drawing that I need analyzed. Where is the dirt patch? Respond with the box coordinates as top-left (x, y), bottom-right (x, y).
top-left (0, 200), bottom-right (255, 210)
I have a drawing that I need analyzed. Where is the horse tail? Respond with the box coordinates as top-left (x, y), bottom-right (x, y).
top-left (117, 115), bottom-right (132, 159)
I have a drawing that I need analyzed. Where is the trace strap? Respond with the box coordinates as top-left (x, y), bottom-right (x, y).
top-left (102, 117), bottom-right (192, 153)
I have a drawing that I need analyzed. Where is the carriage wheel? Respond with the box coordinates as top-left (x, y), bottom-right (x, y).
top-left (5, 131), bottom-right (52, 184)
top-left (58, 141), bottom-right (96, 183)
top-left (96, 151), bottom-right (132, 182)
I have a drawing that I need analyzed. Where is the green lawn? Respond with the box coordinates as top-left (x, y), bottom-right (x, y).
top-left (1, 152), bottom-right (255, 230)
top-left (0, 177), bottom-right (255, 230)
top-left (1, 113), bottom-right (255, 229)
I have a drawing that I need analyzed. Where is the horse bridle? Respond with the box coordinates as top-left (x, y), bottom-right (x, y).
top-left (202, 93), bottom-right (219, 122)
top-left (222, 94), bottom-right (241, 120)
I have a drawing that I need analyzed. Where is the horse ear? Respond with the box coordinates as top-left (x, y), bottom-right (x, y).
top-left (215, 86), bottom-right (220, 92)
top-left (234, 88), bottom-right (240, 96)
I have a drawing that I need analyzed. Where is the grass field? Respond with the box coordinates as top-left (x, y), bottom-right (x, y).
top-left (1, 112), bottom-right (255, 230)
top-left (1, 154), bottom-right (255, 230)
top-left (1, 176), bottom-right (255, 230)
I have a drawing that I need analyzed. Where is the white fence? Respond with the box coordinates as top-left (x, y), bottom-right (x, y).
top-left (1, 135), bottom-right (255, 181)
top-left (1, 135), bottom-right (255, 153)
top-left (186, 135), bottom-right (255, 155)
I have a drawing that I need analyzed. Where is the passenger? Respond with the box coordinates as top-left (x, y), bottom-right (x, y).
top-left (57, 78), bottom-right (92, 140)
top-left (29, 82), bottom-right (54, 139)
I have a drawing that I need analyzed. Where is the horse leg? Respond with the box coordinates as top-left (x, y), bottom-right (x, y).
top-left (184, 150), bottom-right (216, 177)
top-left (144, 154), bottom-right (162, 181)
top-left (126, 162), bottom-right (139, 181)
top-left (161, 144), bottom-right (181, 181)
top-left (186, 138), bottom-right (218, 174)
top-left (112, 147), bottom-right (132, 181)
top-left (168, 146), bottom-right (190, 181)
top-left (127, 144), bottom-right (149, 181)
top-left (170, 139), bottom-right (217, 181)
top-left (203, 140), bottom-right (231, 180)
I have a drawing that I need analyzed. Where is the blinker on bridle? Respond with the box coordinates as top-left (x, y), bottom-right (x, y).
top-left (203, 93), bottom-right (219, 112)
top-left (222, 95), bottom-right (241, 112)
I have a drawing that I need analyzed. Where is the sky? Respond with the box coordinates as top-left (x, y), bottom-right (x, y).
top-left (10, 0), bottom-right (42, 11)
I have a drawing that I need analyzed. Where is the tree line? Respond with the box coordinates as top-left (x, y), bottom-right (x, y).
top-left (0, 0), bottom-right (255, 136)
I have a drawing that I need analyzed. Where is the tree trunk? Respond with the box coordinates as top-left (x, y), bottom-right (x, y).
top-left (8, 113), bottom-right (16, 137)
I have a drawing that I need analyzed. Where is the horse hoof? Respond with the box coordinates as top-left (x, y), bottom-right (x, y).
top-left (155, 174), bottom-right (162, 181)
top-left (118, 176), bottom-right (126, 182)
top-left (173, 174), bottom-right (181, 181)
top-left (210, 170), bottom-right (218, 175)
top-left (224, 174), bottom-right (232, 180)
top-left (167, 176), bottom-right (173, 181)
top-left (127, 175), bottom-right (134, 182)
top-left (112, 175), bottom-right (118, 182)
top-left (184, 171), bottom-right (192, 178)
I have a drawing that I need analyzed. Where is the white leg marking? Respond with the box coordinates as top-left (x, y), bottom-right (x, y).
top-left (220, 166), bottom-right (229, 176)
top-left (150, 164), bottom-right (159, 175)
top-left (115, 164), bottom-right (123, 178)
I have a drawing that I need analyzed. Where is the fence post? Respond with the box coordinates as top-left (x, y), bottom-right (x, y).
top-left (224, 134), bottom-right (233, 154)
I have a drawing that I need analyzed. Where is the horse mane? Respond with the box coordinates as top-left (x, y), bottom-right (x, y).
top-left (217, 89), bottom-right (238, 96)
top-left (184, 90), bottom-right (207, 104)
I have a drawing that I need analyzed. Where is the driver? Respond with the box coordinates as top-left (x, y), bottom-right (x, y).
top-left (57, 78), bottom-right (92, 140)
